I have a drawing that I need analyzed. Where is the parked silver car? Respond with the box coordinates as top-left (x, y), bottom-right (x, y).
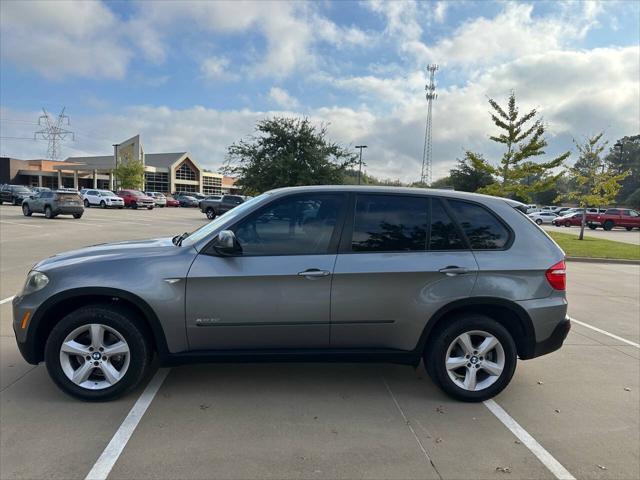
top-left (12, 186), bottom-right (569, 401)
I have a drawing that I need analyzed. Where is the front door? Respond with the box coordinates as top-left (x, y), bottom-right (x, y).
top-left (186, 192), bottom-right (347, 350)
top-left (330, 194), bottom-right (479, 351)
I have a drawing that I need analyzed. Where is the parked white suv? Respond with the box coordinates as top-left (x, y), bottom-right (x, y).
top-left (82, 189), bottom-right (124, 209)
top-left (146, 192), bottom-right (167, 207)
top-left (528, 211), bottom-right (558, 225)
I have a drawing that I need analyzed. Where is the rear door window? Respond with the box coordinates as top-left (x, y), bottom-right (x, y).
top-left (447, 200), bottom-right (511, 249)
top-left (429, 198), bottom-right (465, 250)
top-left (352, 194), bottom-right (428, 252)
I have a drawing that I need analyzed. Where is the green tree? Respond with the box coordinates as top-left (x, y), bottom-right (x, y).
top-left (224, 117), bottom-right (357, 194)
top-left (467, 91), bottom-right (570, 202)
top-left (559, 133), bottom-right (629, 239)
top-left (429, 176), bottom-right (453, 189)
top-left (114, 159), bottom-right (145, 190)
top-left (605, 134), bottom-right (640, 203)
top-left (448, 152), bottom-right (494, 192)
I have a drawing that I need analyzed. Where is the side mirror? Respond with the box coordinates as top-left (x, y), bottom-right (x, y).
top-left (212, 230), bottom-right (241, 256)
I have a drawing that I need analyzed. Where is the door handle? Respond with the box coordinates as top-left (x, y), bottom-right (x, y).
top-left (298, 269), bottom-right (331, 278)
top-left (438, 266), bottom-right (470, 276)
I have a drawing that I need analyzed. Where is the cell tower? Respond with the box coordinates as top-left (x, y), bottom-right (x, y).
top-left (34, 107), bottom-right (74, 160)
top-left (420, 64), bottom-right (438, 185)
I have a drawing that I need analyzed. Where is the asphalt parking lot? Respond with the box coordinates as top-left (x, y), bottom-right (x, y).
top-left (1, 204), bottom-right (639, 480)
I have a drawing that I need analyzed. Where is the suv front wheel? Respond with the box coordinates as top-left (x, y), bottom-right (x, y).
top-left (426, 314), bottom-right (517, 402)
top-left (44, 305), bottom-right (152, 401)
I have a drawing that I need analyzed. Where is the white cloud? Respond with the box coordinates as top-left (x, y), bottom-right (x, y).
top-left (200, 56), bottom-right (234, 81)
top-left (434, 2), bottom-right (448, 23)
top-left (0, 0), bottom-right (131, 79)
top-left (405, 3), bottom-right (607, 68)
top-left (268, 87), bottom-right (300, 109)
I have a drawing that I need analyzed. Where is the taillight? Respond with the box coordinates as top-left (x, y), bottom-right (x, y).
top-left (545, 260), bottom-right (566, 290)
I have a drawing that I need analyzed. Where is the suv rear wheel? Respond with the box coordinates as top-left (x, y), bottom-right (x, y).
top-left (44, 305), bottom-right (152, 401)
top-left (206, 207), bottom-right (216, 219)
top-left (44, 206), bottom-right (55, 219)
top-left (603, 220), bottom-right (614, 231)
top-left (22, 203), bottom-right (32, 216)
top-left (426, 314), bottom-right (517, 402)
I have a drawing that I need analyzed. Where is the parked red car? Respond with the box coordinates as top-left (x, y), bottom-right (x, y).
top-left (588, 208), bottom-right (640, 231)
top-left (116, 190), bottom-right (155, 210)
top-left (553, 212), bottom-right (599, 227)
top-left (164, 195), bottom-right (180, 207)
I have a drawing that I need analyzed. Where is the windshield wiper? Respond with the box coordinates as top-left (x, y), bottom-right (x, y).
top-left (173, 232), bottom-right (190, 246)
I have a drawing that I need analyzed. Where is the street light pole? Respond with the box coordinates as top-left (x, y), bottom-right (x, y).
top-left (355, 145), bottom-right (367, 185)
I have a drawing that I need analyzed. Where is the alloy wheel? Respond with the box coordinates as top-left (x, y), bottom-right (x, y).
top-left (445, 330), bottom-right (505, 392)
top-left (59, 323), bottom-right (130, 390)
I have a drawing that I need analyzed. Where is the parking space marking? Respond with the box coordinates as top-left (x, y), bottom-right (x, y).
top-left (383, 377), bottom-right (442, 479)
top-left (569, 316), bottom-right (639, 348)
top-left (484, 400), bottom-right (575, 480)
top-left (0, 220), bottom-right (42, 228)
top-left (0, 295), bottom-right (15, 305)
top-left (84, 368), bottom-right (170, 480)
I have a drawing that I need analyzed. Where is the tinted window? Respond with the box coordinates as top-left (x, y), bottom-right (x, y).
top-left (352, 195), bottom-right (428, 252)
top-left (87, 190), bottom-right (98, 195)
top-left (448, 200), bottom-right (510, 249)
top-left (234, 194), bottom-right (344, 255)
top-left (430, 198), bottom-right (465, 250)
top-left (605, 209), bottom-right (620, 215)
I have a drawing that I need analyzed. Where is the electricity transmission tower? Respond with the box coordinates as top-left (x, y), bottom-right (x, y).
top-left (34, 108), bottom-right (74, 160)
top-left (420, 64), bottom-right (438, 185)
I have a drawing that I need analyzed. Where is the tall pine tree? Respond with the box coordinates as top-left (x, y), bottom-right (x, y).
top-left (467, 91), bottom-right (570, 202)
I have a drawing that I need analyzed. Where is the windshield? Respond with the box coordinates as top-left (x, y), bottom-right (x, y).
top-left (181, 193), bottom-right (270, 246)
top-left (99, 190), bottom-right (116, 197)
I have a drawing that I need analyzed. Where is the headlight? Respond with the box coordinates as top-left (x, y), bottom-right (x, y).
top-left (22, 271), bottom-right (49, 295)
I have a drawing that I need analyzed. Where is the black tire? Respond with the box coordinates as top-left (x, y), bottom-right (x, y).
top-left (14, 198), bottom-right (21, 206)
top-left (84, 199), bottom-right (90, 208)
top-left (535, 218), bottom-right (543, 225)
top-left (625, 227), bottom-right (633, 231)
top-left (44, 206), bottom-right (54, 219)
top-left (100, 201), bottom-right (106, 209)
top-left (44, 305), bottom-right (152, 401)
top-left (206, 208), bottom-right (216, 220)
top-left (118, 206), bottom-right (124, 209)
top-left (73, 213), bottom-right (82, 219)
top-left (147, 206), bottom-right (154, 210)
top-left (425, 314), bottom-right (517, 402)
top-left (0, 200), bottom-right (3, 205)
top-left (22, 203), bottom-right (32, 216)
top-left (603, 220), bottom-right (614, 231)
top-left (588, 224), bottom-right (597, 230)
top-left (132, 202), bottom-right (138, 210)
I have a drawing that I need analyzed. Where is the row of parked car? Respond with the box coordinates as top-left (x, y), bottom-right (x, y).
top-left (0, 183), bottom-right (247, 220)
top-left (527, 206), bottom-right (640, 230)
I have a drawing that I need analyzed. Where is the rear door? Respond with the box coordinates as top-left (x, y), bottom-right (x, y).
top-left (330, 194), bottom-right (478, 351)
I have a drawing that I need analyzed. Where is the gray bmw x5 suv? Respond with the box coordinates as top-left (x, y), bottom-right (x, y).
top-left (12, 186), bottom-right (570, 401)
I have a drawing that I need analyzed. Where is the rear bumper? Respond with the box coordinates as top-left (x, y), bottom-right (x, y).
top-left (532, 317), bottom-right (571, 358)
top-left (55, 206), bottom-right (84, 215)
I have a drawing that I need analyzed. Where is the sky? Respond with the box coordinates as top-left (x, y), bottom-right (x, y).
top-left (1, 0), bottom-right (638, 183)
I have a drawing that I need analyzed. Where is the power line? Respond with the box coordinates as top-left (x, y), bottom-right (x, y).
top-left (420, 64), bottom-right (438, 186)
top-left (33, 107), bottom-right (75, 160)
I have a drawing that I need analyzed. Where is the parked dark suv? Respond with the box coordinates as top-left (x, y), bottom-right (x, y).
top-left (12, 186), bottom-right (569, 402)
top-left (0, 184), bottom-right (33, 205)
top-left (200, 194), bottom-right (244, 219)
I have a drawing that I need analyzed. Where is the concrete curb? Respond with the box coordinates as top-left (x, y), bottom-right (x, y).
top-left (565, 256), bottom-right (640, 265)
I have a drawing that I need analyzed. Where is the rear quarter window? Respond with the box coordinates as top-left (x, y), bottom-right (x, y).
top-left (447, 199), bottom-right (511, 250)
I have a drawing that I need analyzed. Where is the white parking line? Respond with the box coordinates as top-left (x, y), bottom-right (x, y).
top-left (0, 295), bottom-right (15, 305)
top-left (484, 399), bottom-right (575, 480)
top-left (0, 220), bottom-right (42, 228)
top-left (84, 368), bottom-right (170, 480)
top-left (569, 316), bottom-right (639, 348)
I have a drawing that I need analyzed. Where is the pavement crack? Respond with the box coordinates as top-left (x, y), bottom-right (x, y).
top-left (0, 365), bottom-right (39, 393)
top-left (382, 377), bottom-right (443, 480)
